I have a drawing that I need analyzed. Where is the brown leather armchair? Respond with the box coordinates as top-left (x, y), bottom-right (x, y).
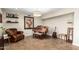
top-left (5, 28), bottom-right (24, 42)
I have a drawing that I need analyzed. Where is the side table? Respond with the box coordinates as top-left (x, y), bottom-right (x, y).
top-left (3, 34), bottom-right (10, 45)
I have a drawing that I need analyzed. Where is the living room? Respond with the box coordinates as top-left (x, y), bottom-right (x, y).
top-left (0, 8), bottom-right (79, 50)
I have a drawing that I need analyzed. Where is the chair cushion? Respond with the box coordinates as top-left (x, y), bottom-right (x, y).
top-left (34, 32), bottom-right (43, 35)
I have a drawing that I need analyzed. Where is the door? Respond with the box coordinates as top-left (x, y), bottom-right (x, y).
top-left (0, 14), bottom-right (2, 23)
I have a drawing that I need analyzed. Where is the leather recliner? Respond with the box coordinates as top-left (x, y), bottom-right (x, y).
top-left (5, 28), bottom-right (24, 42)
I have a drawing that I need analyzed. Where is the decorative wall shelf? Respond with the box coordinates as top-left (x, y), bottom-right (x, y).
top-left (6, 21), bottom-right (18, 23)
top-left (6, 22), bottom-right (18, 23)
top-left (6, 13), bottom-right (19, 19)
top-left (67, 22), bottom-right (73, 24)
top-left (6, 16), bottom-right (18, 18)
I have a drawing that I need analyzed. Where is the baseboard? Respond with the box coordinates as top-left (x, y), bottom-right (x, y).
top-left (73, 43), bottom-right (79, 46)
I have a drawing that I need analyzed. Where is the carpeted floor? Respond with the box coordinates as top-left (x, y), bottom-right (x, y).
top-left (4, 36), bottom-right (79, 50)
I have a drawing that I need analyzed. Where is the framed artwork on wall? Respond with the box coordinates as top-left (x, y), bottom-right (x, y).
top-left (0, 14), bottom-right (2, 23)
top-left (24, 16), bottom-right (34, 29)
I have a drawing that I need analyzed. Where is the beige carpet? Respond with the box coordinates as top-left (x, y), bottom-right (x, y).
top-left (4, 36), bottom-right (79, 50)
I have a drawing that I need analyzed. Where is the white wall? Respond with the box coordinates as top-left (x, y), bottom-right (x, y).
top-left (2, 10), bottom-right (43, 36)
top-left (3, 11), bottom-right (22, 30)
top-left (43, 13), bottom-right (74, 36)
top-left (34, 17), bottom-right (43, 27)
top-left (42, 8), bottom-right (74, 19)
top-left (0, 8), bottom-right (2, 14)
top-left (73, 9), bottom-right (79, 46)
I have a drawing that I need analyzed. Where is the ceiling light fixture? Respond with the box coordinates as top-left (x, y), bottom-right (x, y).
top-left (33, 11), bottom-right (42, 17)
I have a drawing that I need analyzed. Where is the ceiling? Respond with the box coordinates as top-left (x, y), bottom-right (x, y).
top-left (19, 8), bottom-right (60, 15)
top-left (21, 8), bottom-right (53, 14)
top-left (2, 8), bottom-right (60, 15)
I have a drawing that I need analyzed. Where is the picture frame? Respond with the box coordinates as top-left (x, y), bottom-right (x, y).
top-left (24, 16), bottom-right (34, 29)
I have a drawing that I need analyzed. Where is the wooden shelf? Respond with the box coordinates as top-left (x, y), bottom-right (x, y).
top-left (6, 13), bottom-right (18, 19)
top-left (6, 22), bottom-right (18, 23)
top-left (67, 22), bottom-right (73, 24)
top-left (6, 16), bottom-right (18, 19)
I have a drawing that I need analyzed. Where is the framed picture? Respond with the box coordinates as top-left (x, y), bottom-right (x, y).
top-left (24, 16), bottom-right (34, 29)
top-left (0, 14), bottom-right (2, 23)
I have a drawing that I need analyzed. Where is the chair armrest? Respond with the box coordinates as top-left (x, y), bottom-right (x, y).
top-left (17, 31), bottom-right (23, 34)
